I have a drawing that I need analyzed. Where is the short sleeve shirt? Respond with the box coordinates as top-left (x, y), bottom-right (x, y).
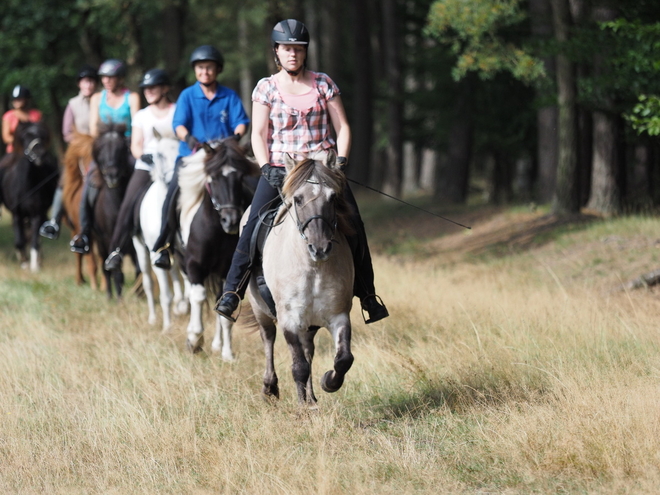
top-left (252, 71), bottom-right (339, 167)
top-left (133, 103), bottom-right (177, 171)
top-left (172, 82), bottom-right (250, 160)
top-left (2, 109), bottom-right (42, 153)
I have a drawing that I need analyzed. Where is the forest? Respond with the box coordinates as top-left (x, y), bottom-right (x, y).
top-left (1, 0), bottom-right (660, 215)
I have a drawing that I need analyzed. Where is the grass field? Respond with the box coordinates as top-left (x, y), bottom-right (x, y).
top-left (1, 201), bottom-right (660, 493)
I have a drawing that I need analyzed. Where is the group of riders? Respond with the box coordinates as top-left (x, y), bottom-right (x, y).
top-left (2, 19), bottom-right (389, 325)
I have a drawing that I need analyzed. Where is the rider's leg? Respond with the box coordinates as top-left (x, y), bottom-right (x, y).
top-left (104, 169), bottom-right (153, 271)
top-left (152, 158), bottom-right (182, 269)
top-left (39, 184), bottom-right (64, 239)
top-left (70, 165), bottom-right (99, 254)
top-left (343, 184), bottom-right (389, 324)
top-left (214, 176), bottom-right (281, 321)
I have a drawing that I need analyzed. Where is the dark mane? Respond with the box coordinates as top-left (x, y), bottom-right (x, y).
top-left (204, 138), bottom-right (260, 177)
top-left (12, 121), bottom-right (50, 156)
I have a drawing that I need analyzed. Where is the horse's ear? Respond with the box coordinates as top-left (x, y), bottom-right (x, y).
top-left (325, 149), bottom-right (337, 170)
top-left (153, 127), bottom-right (162, 140)
top-left (284, 153), bottom-right (297, 173)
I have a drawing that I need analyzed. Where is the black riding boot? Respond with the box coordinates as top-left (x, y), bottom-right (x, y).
top-left (70, 181), bottom-right (98, 254)
top-left (215, 177), bottom-right (280, 321)
top-left (39, 186), bottom-right (64, 240)
top-left (344, 185), bottom-right (389, 324)
top-left (152, 160), bottom-right (181, 269)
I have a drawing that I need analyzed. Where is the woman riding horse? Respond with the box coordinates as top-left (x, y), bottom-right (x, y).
top-left (214, 19), bottom-right (388, 324)
top-left (104, 69), bottom-right (176, 272)
top-left (2, 85), bottom-right (42, 154)
top-left (70, 58), bottom-right (140, 254)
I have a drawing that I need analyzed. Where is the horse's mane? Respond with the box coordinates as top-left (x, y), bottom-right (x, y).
top-left (281, 158), bottom-right (354, 236)
top-left (64, 132), bottom-right (94, 184)
top-left (204, 138), bottom-right (260, 178)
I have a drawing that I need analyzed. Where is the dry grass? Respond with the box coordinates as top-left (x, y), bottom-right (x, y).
top-left (1, 206), bottom-right (660, 493)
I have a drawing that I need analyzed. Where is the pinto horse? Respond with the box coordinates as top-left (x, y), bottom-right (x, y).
top-left (132, 131), bottom-right (188, 332)
top-left (61, 131), bottom-right (99, 288)
top-left (0, 122), bottom-right (59, 272)
top-left (247, 152), bottom-right (355, 405)
top-left (178, 137), bottom-right (259, 359)
top-left (91, 124), bottom-right (132, 298)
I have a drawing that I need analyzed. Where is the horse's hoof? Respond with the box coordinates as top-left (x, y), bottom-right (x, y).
top-left (186, 335), bottom-right (204, 354)
top-left (262, 383), bottom-right (280, 399)
top-left (321, 370), bottom-right (344, 393)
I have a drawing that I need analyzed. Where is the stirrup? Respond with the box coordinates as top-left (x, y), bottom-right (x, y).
top-left (104, 249), bottom-right (123, 272)
top-left (70, 234), bottom-right (90, 254)
top-left (214, 291), bottom-right (241, 322)
top-left (360, 294), bottom-right (389, 324)
top-left (153, 249), bottom-right (172, 270)
top-left (39, 220), bottom-right (60, 240)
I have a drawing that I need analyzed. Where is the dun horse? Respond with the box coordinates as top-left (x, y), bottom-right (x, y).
top-left (132, 131), bottom-right (188, 332)
top-left (61, 131), bottom-right (99, 287)
top-left (247, 152), bottom-right (355, 405)
top-left (0, 122), bottom-right (59, 272)
top-left (178, 137), bottom-right (259, 359)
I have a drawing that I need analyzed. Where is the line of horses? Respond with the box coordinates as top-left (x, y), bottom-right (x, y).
top-left (0, 122), bottom-right (357, 406)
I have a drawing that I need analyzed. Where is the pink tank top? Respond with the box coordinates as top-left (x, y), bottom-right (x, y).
top-left (273, 79), bottom-right (318, 111)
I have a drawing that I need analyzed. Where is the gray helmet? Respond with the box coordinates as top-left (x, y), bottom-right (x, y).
top-left (12, 85), bottom-right (31, 99)
top-left (78, 64), bottom-right (98, 81)
top-left (271, 19), bottom-right (310, 46)
top-left (189, 45), bottom-right (224, 69)
top-left (140, 68), bottom-right (171, 88)
top-left (98, 59), bottom-right (127, 78)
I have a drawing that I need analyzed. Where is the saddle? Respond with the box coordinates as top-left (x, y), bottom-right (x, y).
top-left (248, 208), bottom-right (279, 317)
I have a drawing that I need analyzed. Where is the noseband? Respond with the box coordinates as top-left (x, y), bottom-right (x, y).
top-left (24, 138), bottom-right (42, 165)
top-left (205, 181), bottom-right (243, 216)
top-left (291, 179), bottom-right (338, 241)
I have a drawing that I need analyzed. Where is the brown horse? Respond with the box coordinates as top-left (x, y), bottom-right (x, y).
top-left (62, 131), bottom-right (99, 288)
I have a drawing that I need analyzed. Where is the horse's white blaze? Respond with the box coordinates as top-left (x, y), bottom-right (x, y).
top-left (29, 248), bottom-right (40, 273)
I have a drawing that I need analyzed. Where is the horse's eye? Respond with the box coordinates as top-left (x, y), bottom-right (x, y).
top-left (294, 196), bottom-right (302, 206)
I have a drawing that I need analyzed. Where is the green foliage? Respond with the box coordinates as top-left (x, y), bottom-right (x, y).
top-left (425, 0), bottom-right (545, 83)
top-left (628, 95), bottom-right (660, 136)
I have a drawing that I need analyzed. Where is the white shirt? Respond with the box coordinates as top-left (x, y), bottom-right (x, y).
top-left (133, 103), bottom-right (176, 171)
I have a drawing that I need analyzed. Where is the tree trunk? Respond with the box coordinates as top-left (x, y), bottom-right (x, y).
top-left (551, 0), bottom-right (579, 214)
top-left (530, 0), bottom-right (558, 203)
top-left (162, 1), bottom-right (187, 97)
top-left (237, 14), bottom-right (253, 118)
top-left (381, 0), bottom-right (403, 196)
top-left (320, 0), bottom-right (339, 79)
top-left (350, 0), bottom-right (373, 185)
top-left (304, 0), bottom-right (320, 71)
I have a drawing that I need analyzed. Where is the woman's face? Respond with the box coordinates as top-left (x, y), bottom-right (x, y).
top-left (12, 98), bottom-right (27, 110)
top-left (101, 75), bottom-right (120, 92)
top-left (194, 61), bottom-right (219, 85)
top-left (276, 44), bottom-right (307, 72)
top-left (143, 85), bottom-right (169, 105)
top-left (79, 77), bottom-right (97, 97)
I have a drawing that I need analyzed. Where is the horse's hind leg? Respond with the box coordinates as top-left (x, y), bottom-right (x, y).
top-left (283, 328), bottom-right (312, 404)
top-left (321, 316), bottom-right (354, 394)
top-left (258, 318), bottom-right (279, 399)
top-left (299, 328), bottom-right (319, 406)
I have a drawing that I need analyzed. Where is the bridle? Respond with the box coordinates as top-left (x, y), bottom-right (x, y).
top-left (205, 181), bottom-right (243, 216)
top-left (24, 137), bottom-right (43, 165)
top-left (289, 179), bottom-right (337, 241)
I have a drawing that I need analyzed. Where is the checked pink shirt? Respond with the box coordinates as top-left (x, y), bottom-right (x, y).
top-left (252, 71), bottom-right (340, 167)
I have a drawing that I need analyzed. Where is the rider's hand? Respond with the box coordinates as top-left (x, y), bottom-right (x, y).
top-left (140, 154), bottom-right (153, 165)
top-left (337, 156), bottom-right (348, 171)
top-left (184, 133), bottom-right (200, 151)
top-left (261, 163), bottom-right (286, 189)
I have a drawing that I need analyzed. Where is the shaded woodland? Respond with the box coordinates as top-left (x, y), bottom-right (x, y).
top-left (1, 0), bottom-right (660, 214)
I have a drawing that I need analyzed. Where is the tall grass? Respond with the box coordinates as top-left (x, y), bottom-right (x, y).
top-left (1, 209), bottom-right (659, 493)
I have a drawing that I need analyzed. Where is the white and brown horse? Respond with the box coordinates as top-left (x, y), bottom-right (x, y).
top-left (247, 151), bottom-right (355, 405)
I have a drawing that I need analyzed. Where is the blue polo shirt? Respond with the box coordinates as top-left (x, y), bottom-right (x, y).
top-left (172, 82), bottom-right (250, 160)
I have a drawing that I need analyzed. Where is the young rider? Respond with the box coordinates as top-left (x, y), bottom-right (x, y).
top-left (70, 59), bottom-right (140, 254)
top-left (2, 85), bottom-right (42, 154)
top-left (104, 69), bottom-right (176, 271)
top-left (150, 45), bottom-right (250, 269)
top-left (214, 19), bottom-right (389, 324)
top-left (40, 65), bottom-right (99, 240)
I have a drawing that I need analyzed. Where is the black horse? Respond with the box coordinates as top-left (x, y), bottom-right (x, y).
top-left (0, 122), bottom-right (59, 271)
top-left (177, 138), bottom-right (259, 356)
top-left (91, 124), bottom-right (133, 298)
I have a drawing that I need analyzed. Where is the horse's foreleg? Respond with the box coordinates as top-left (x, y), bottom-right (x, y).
top-left (134, 238), bottom-right (157, 325)
top-left (87, 251), bottom-right (99, 290)
top-left (75, 253), bottom-right (85, 285)
top-left (113, 269), bottom-right (124, 299)
top-left (103, 269), bottom-right (113, 299)
top-left (299, 329), bottom-right (319, 406)
top-left (154, 267), bottom-right (174, 333)
top-left (283, 328), bottom-right (311, 404)
top-left (213, 315), bottom-right (234, 361)
top-left (11, 214), bottom-right (27, 268)
top-left (29, 215), bottom-right (43, 272)
top-left (171, 263), bottom-right (188, 315)
top-left (186, 284), bottom-right (206, 353)
top-left (258, 318), bottom-right (278, 399)
top-left (321, 317), bottom-right (354, 394)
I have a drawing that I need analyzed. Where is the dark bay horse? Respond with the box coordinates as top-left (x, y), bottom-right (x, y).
top-left (62, 131), bottom-right (99, 288)
top-left (247, 152), bottom-right (355, 405)
top-left (0, 122), bottom-right (59, 271)
top-left (91, 124), bottom-right (132, 298)
top-left (177, 137), bottom-right (259, 358)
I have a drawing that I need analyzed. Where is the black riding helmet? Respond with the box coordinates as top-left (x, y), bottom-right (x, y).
top-left (98, 59), bottom-right (127, 78)
top-left (189, 45), bottom-right (224, 70)
top-left (12, 85), bottom-right (31, 99)
top-left (140, 68), bottom-right (171, 88)
top-left (78, 64), bottom-right (98, 81)
top-left (271, 19), bottom-right (310, 46)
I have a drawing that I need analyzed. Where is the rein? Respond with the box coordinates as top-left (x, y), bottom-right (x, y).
top-left (286, 178), bottom-right (338, 241)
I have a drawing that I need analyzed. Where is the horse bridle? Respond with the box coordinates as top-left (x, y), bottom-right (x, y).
top-left (24, 138), bottom-right (42, 165)
top-left (205, 182), bottom-right (243, 216)
top-left (290, 179), bottom-right (338, 241)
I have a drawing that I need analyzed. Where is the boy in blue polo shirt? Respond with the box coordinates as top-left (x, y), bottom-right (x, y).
top-left (152, 45), bottom-right (250, 269)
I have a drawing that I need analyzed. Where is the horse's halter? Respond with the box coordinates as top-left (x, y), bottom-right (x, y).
top-left (24, 137), bottom-right (43, 165)
top-left (205, 180), bottom-right (243, 216)
top-left (290, 179), bottom-right (338, 241)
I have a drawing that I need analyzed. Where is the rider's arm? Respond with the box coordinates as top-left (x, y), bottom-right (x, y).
top-left (233, 123), bottom-right (247, 138)
top-left (62, 103), bottom-right (75, 143)
top-left (1, 115), bottom-right (12, 145)
top-left (327, 95), bottom-right (351, 159)
top-left (251, 102), bottom-right (270, 166)
top-left (89, 92), bottom-right (101, 138)
top-left (131, 125), bottom-right (144, 160)
top-left (175, 125), bottom-right (189, 141)
top-left (129, 92), bottom-right (141, 118)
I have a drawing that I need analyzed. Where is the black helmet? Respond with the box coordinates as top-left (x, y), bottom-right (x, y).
top-left (140, 68), bottom-right (171, 88)
top-left (189, 45), bottom-right (224, 69)
top-left (12, 85), bottom-right (31, 99)
top-left (98, 59), bottom-right (127, 78)
top-left (78, 64), bottom-right (98, 81)
top-left (271, 19), bottom-right (310, 46)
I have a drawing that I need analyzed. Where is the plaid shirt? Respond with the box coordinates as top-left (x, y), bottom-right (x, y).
top-left (252, 71), bottom-right (339, 167)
